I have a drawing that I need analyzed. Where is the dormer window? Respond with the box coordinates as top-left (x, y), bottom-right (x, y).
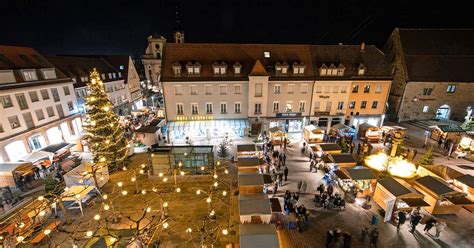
top-left (292, 62), bottom-right (306, 75)
top-left (40, 68), bottom-right (57, 79)
top-left (264, 51), bottom-right (271, 58)
top-left (358, 64), bottom-right (366, 76)
top-left (213, 62), bottom-right (227, 75)
top-left (21, 69), bottom-right (38, 81)
top-left (186, 62), bottom-right (201, 75)
top-left (219, 61), bottom-right (227, 75)
top-left (172, 62), bottom-right (181, 75)
top-left (275, 62), bottom-right (289, 75)
top-left (320, 64), bottom-right (328, 76)
top-left (0, 70), bottom-right (16, 83)
top-left (337, 64), bottom-right (345, 76)
top-left (329, 64), bottom-right (337, 76)
top-left (233, 62), bottom-right (242, 74)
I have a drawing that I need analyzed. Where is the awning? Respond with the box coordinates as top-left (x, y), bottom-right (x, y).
top-left (415, 176), bottom-right (456, 196)
top-left (239, 194), bottom-right (272, 216)
top-left (41, 142), bottom-right (74, 153)
top-left (263, 174), bottom-right (273, 184)
top-left (237, 157), bottom-right (263, 167)
top-left (270, 198), bottom-right (282, 213)
top-left (446, 196), bottom-right (474, 205)
top-left (237, 144), bottom-right (257, 153)
top-left (400, 198), bottom-right (430, 207)
top-left (318, 143), bottom-right (342, 152)
top-left (345, 166), bottom-right (378, 180)
top-left (19, 151), bottom-right (54, 162)
top-left (378, 177), bottom-right (412, 197)
top-left (335, 170), bottom-right (350, 180)
top-left (238, 173), bottom-right (265, 186)
top-left (239, 224), bottom-right (279, 248)
top-left (454, 174), bottom-right (474, 188)
top-left (330, 154), bottom-right (356, 164)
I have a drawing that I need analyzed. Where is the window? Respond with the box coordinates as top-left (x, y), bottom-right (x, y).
top-left (213, 67), bottom-right (220, 74)
top-left (274, 85), bottom-right (281, 94)
top-left (333, 86), bottom-right (339, 93)
top-left (8, 116), bottom-right (20, 129)
top-left (190, 85), bottom-right (197, 95)
top-left (264, 51), bottom-right (270, 58)
top-left (299, 101), bottom-right (305, 112)
top-left (352, 85), bottom-right (359, 93)
top-left (234, 102), bottom-right (241, 113)
top-left (234, 85), bottom-right (241, 94)
top-left (375, 85), bottom-right (382, 93)
top-left (108, 73), bottom-right (112, 79)
top-left (287, 84), bottom-right (295, 94)
top-left (234, 66), bottom-right (241, 74)
top-left (51, 88), bottom-right (60, 102)
top-left (205, 85), bottom-right (212, 95)
top-left (46, 106), bottom-right (55, 117)
top-left (173, 66), bottom-right (181, 75)
top-left (29, 91), bottom-right (39, 102)
top-left (35, 109), bottom-right (45, 120)
top-left (67, 101), bottom-right (74, 111)
top-left (423, 88), bottom-right (433, 96)
top-left (315, 85), bottom-right (322, 93)
top-left (337, 101), bottom-right (344, 110)
top-left (364, 85), bottom-right (370, 93)
top-left (206, 103), bottom-right (213, 114)
top-left (63, 86), bottom-right (71, 95)
top-left (286, 101), bottom-right (292, 112)
top-left (177, 104), bottom-right (184, 115)
top-left (191, 103), bottom-right (198, 114)
top-left (361, 101), bottom-right (367, 109)
top-left (324, 85), bottom-right (331, 93)
top-left (220, 103), bottom-right (227, 114)
top-left (341, 86), bottom-right (347, 93)
top-left (314, 102), bottom-right (320, 111)
top-left (16, 94), bottom-right (28, 110)
top-left (22, 70), bottom-right (37, 81)
top-left (220, 67), bottom-right (226, 75)
top-left (101, 74), bottom-right (106, 80)
top-left (325, 101), bottom-right (332, 112)
top-left (194, 67), bottom-right (200, 75)
top-left (349, 101), bottom-right (356, 109)
top-left (273, 102), bottom-right (279, 112)
top-left (423, 105), bottom-right (429, 113)
top-left (40, 89), bottom-right (49, 100)
top-left (447, 85), bottom-right (456, 93)
top-left (1, 95), bottom-right (13, 108)
top-left (358, 67), bottom-right (365, 76)
top-left (337, 68), bottom-right (344, 76)
top-left (254, 103), bottom-right (262, 114)
top-left (255, 83), bottom-right (262, 97)
top-left (372, 101), bottom-right (378, 109)
top-left (281, 67), bottom-right (288, 74)
top-left (301, 84), bottom-right (308, 93)
top-left (174, 85), bottom-right (183, 95)
top-left (219, 85), bottom-right (227, 94)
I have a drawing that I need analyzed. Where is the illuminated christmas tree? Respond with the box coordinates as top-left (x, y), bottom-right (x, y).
top-left (83, 69), bottom-right (129, 172)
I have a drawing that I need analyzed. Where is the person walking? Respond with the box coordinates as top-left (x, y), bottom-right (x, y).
top-left (277, 173), bottom-right (283, 187)
top-left (327, 184), bottom-right (334, 196)
top-left (437, 137), bottom-right (443, 148)
top-left (397, 211), bottom-right (406, 230)
top-left (424, 217), bottom-right (437, 234)
top-left (369, 227), bottom-right (379, 248)
top-left (433, 221), bottom-right (446, 239)
top-left (309, 160), bottom-right (315, 172)
top-left (300, 181), bottom-right (307, 194)
top-left (410, 213), bottom-right (422, 233)
top-left (272, 182), bottom-right (278, 198)
top-left (413, 149), bottom-right (418, 160)
top-left (317, 184), bottom-right (325, 195)
top-left (283, 165), bottom-right (289, 181)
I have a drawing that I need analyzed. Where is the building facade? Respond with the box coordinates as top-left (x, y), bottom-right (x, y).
top-left (385, 28), bottom-right (474, 122)
top-left (142, 35), bottom-right (166, 87)
top-left (161, 43), bottom-right (392, 143)
top-left (0, 45), bottom-right (81, 162)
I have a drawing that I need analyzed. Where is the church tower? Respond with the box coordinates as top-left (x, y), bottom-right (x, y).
top-left (173, 3), bottom-right (184, 44)
top-left (142, 34), bottom-right (166, 87)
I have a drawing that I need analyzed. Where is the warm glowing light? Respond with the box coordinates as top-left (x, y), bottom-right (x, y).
top-left (94, 214), bottom-right (100, 221)
top-left (186, 228), bottom-right (192, 233)
top-left (122, 166), bottom-right (127, 171)
top-left (101, 156), bottom-right (107, 162)
top-left (141, 190), bottom-right (147, 195)
top-left (75, 194), bottom-right (81, 199)
top-left (224, 169), bottom-right (229, 174)
top-left (176, 187), bottom-right (181, 193)
top-left (196, 190), bottom-right (201, 195)
top-left (91, 121), bottom-right (96, 126)
top-left (365, 153), bottom-right (388, 171)
top-left (180, 171), bottom-right (185, 176)
top-left (222, 229), bottom-right (228, 235)
top-left (365, 152), bottom-right (417, 178)
top-left (213, 174), bottom-right (218, 179)
top-left (159, 172), bottom-right (164, 177)
top-left (163, 177), bottom-right (168, 182)
top-left (103, 106), bottom-right (110, 111)
top-left (179, 162), bottom-right (182, 167)
top-left (117, 182), bottom-right (123, 187)
top-left (200, 166), bottom-right (205, 171)
top-left (140, 169), bottom-right (145, 174)
top-left (213, 182), bottom-right (218, 187)
top-left (105, 140), bottom-right (110, 144)
top-left (64, 187), bottom-right (69, 192)
top-left (37, 196), bottom-right (44, 201)
top-left (163, 222), bottom-right (169, 229)
top-left (86, 231), bottom-right (93, 237)
top-left (217, 161), bottom-right (221, 166)
top-left (99, 176), bottom-right (104, 181)
top-left (39, 211), bottom-right (46, 216)
top-left (141, 164), bottom-right (146, 168)
top-left (152, 187), bottom-right (158, 192)
top-left (163, 202), bottom-right (169, 207)
top-left (210, 210), bottom-right (215, 216)
top-left (103, 194), bottom-right (108, 200)
top-left (222, 191), bottom-right (227, 196)
top-left (104, 204), bottom-right (110, 210)
top-left (206, 197), bottom-right (211, 203)
top-left (147, 207), bottom-right (151, 213)
top-left (16, 236), bottom-right (24, 242)
top-left (44, 229), bottom-right (51, 235)
top-left (110, 237), bottom-right (117, 243)
top-left (131, 177), bottom-right (136, 182)
top-left (121, 190), bottom-right (128, 196)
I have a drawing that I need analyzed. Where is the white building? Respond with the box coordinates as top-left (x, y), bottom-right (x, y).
top-left (46, 56), bottom-right (130, 116)
top-left (142, 35), bottom-right (166, 88)
top-left (0, 45), bottom-right (82, 162)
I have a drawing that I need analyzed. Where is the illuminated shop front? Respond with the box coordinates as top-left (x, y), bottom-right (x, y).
top-left (269, 113), bottom-right (306, 133)
top-left (167, 117), bottom-right (250, 142)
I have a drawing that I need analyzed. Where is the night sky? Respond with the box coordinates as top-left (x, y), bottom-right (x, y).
top-left (2, 0), bottom-right (473, 55)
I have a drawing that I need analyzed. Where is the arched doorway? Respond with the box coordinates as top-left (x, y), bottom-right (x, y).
top-left (436, 104), bottom-right (451, 119)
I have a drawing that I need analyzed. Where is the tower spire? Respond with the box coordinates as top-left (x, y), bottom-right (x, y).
top-left (173, 0), bottom-right (184, 43)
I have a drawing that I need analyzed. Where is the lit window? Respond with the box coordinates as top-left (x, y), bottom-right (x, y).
top-left (364, 85), bottom-right (370, 93)
top-left (264, 52), bottom-right (270, 58)
top-left (286, 101), bottom-right (292, 112)
top-left (447, 85), bottom-right (456, 93)
top-left (349, 101), bottom-right (356, 109)
top-left (299, 101), bottom-right (305, 112)
top-left (352, 85), bottom-right (359, 93)
top-left (423, 105), bottom-right (429, 113)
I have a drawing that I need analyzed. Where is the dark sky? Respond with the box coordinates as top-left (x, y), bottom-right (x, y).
top-left (1, 0), bottom-right (473, 55)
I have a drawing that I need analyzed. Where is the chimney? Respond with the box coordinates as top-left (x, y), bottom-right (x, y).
top-left (360, 42), bottom-right (366, 51)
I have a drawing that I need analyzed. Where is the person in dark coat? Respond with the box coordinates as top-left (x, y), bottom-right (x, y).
top-left (410, 213), bottom-right (422, 233)
top-left (437, 137), bottom-right (443, 148)
top-left (283, 166), bottom-right (289, 181)
top-left (397, 211), bottom-right (406, 230)
top-left (424, 218), bottom-right (437, 234)
top-left (327, 184), bottom-right (334, 196)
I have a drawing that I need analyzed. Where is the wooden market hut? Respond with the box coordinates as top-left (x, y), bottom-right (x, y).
top-left (0, 162), bottom-right (34, 187)
top-left (414, 176), bottom-right (473, 214)
top-left (313, 143), bottom-right (342, 154)
top-left (341, 166), bottom-right (378, 197)
top-left (268, 126), bottom-right (287, 145)
top-left (373, 177), bottom-right (428, 222)
top-left (329, 153), bottom-right (357, 168)
top-left (238, 173), bottom-right (265, 195)
top-left (358, 123), bottom-right (383, 143)
top-left (237, 157), bottom-right (264, 173)
top-left (239, 194), bottom-right (272, 224)
top-left (237, 144), bottom-right (257, 158)
top-left (429, 124), bottom-right (465, 142)
top-left (453, 174), bottom-right (474, 211)
top-left (330, 123), bottom-right (354, 137)
top-left (303, 125), bottom-right (325, 143)
top-left (239, 224), bottom-right (280, 248)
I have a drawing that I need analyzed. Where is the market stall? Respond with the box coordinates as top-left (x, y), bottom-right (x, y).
top-left (238, 173), bottom-right (264, 195)
top-left (416, 164), bottom-right (464, 182)
top-left (0, 162), bottom-right (34, 188)
top-left (328, 153), bottom-right (357, 168)
top-left (454, 134), bottom-right (474, 159)
top-left (239, 194), bottom-right (272, 224)
top-left (313, 143), bottom-right (342, 154)
top-left (63, 162), bottom-right (110, 188)
top-left (414, 176), bottom-right (473, 214)
top-left (331, 123), bottom-right (355, 138)
top-left (268, 126), bottom-right (287, 145)
top-left (60, 185), bottom-right (100, 216)
top-left (337, 166), bottom-right (378, 198)
top-left (237, 144), bottom-right (258, 158)
top-left (373, 177), bottom-right (428, 222)
top-left (381, 126), bottom-right (407, 138)
top-left (358, 123), bottom-right (383, 143)
top-left (429, 124), bottom-right (465, 142)
top-left (303, 125), bottom-right (325, 144)
top-left (453, 174), bottom-right (474, 211)
top-left (237, 157), bottom-right (264, 173)
top-left (134, 125), bottom-right (162, 147)
top-left (41, 142), bottom-right (74, 162)
top-left (239, 224), bottom-right (279, 248)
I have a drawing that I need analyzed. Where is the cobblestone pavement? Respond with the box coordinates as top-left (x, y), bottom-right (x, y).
top-left (264, 134), bottom-right (474, 248)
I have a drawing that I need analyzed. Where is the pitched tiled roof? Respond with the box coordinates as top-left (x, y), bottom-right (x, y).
top-left (311, 45), bottom-right (392, 79)
top-left (397, 29), bottom-right (474, 82)
top-left (249, 60), bottom-right (269, 76)
top-left (162, 43), bottom-right (314, 81)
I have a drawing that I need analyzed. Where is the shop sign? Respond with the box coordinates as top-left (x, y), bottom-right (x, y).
top-left (176, 115), bottom-right (214, 121)
top-left (314, 111), bottom-right (330, 116)
top-left (319, 95), bottom-right (330, 99)
top-left (276, 112), bottom-right (302, 118)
